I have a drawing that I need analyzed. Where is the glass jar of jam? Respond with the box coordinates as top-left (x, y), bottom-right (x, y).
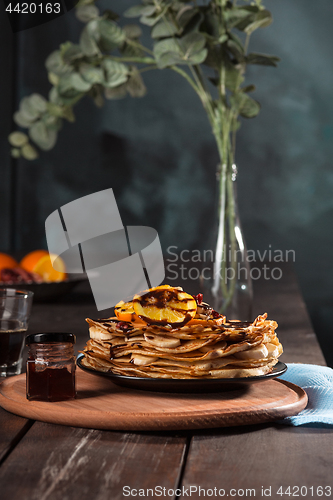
top-left (26, 333), bottom-right (76, 402)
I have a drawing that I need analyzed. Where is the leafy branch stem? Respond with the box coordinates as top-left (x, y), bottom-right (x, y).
top-left (170, 66), bottom-right (200, 95)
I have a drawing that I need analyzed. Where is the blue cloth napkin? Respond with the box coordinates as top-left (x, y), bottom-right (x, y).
top-left (277, 363), bottom-right (333, 426)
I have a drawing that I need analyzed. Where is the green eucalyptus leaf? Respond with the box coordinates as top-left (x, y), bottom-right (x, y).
top-left (140, 6), bottom-right (169, 27)
top-left (231, 93), bottom-right (260, 118)
top-left (120, 41), bottom-right (144, 58)
top-left (242, 84), bottom-right (256, 93)
top-left (80, 63), bottom-right (104, 84)
top-left (181, 11), bottom-right (204, 36)
top-left (8, 131), bottom-right (28, 147)
top-left (140, 15), bottom-right (159, 27)
top-left (29, 121), bottom-right (57, 151)
top-left (21, 144), bottom-right (38, 160)
top-left (103, 9), bottom-right (120, 21)
top-left (42, 113), bottom-right (62, 131)
top-left (76, 4), bottom-right (99, 23)
top-left (80, 25), bottom-right (100, 56)
top-left (186, 48), bottom-right (207, 64)
top-left (242, 97), bottom-right (261, 118)
top-left (30, 94), bottom-right (48, 113)
top-left (228, 32), bottom-right (244, 53)
top-left (49, 87), bottom-right (61, 105)
top-left (244, 10), bottom-right (272, 34)
top-left (57, 74), bottom-right (90, 97)
top-left (227, 39), bottom-right (245, 63)
top-left (225, 65), bottom-right (243, 92)
top-left (75, 0), bottom-right (95, 7)
top-left (151, 19), bottom-right (178, 39)
top-left (57, 92), bottom-right (84, 106)
top-left (48, 72), bottom-right (59, 86)
top-left (177, 5), bottom-right (197, 26)
top-left (230, 119), bottom-right (241, 132)
top-left (60, 41), bottom-right (72, 56)
top-left (103, 59), bottom-right (129, 88)
top-left (246, 52), bottom-right (280, 67)
top-left (71, 73), bottom-right (92, 91)
top-left (99, 19), bottom-right (125, 50)
top-left (47, 102), bottom-right (63, 117)
top-left (124, 5), bottom-right (156, 18)
top-left (154, 37), bottom-right (180, 60)
top-left (11, 148), bottom-right (21, 159)
top-left (157, 47), bottom-right (207, 68)
top-left (223, 8), bottom-right (252, 29)
top-left (204, 47), bottom-right (219, 69)
top-left (123, 24), bottom-right (142, 39)
top-left (45, 50), bottom-right (72, 75)
top-left (156, 52), bottom-right (182, 67)
top-left (203, 11), bottom-right (220, 39)
top-left (62, 44), bottom-right (84, 64)
top-left (127, 68), bottom-right (147, 97)
top-left (58, 74), bottom-right (88, 98)
top-left (218, 34), bottom-right (228, 44)
top-left (20, 96), bottom-right (40, 121)
top-left (181, 31), bottom-right (207, 56)
top-left (154, 32), bottom-right (207, 68)
top-left (104, 84), bottom-right (128, 100)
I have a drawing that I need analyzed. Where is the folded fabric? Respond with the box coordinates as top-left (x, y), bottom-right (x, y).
top-left (277, 363), bottom-right (333, 426)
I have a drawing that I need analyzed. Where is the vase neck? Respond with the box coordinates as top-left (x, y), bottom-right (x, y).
top-left (218, 163), bottom-right (238, 181)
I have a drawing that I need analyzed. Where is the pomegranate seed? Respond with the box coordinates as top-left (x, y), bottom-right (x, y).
top-left (193, 293), bottom-right (203, 305)
top-left (116, 321), bottom-right (130, 330)
top-left (212, 310), bottom-right (221, 319)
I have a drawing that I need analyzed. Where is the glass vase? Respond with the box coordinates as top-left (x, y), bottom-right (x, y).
top-left (202, 164), bottom-right (253, 320)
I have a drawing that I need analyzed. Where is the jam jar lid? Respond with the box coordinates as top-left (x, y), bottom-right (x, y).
top-left (26, 332), bottom-right (76, 345)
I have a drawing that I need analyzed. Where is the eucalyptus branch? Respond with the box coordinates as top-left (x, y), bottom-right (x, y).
top-left (9, 0), bottom-right (279, 163)
top-left (126, 39), bottom-right (154, 57)
top-left (109, 56), bottom-right (155, 64)
top-left (169, 66), bottom-right (200, 95)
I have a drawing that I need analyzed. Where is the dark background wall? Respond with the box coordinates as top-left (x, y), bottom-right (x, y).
top-left (1, 0), bottom-right (332, 364)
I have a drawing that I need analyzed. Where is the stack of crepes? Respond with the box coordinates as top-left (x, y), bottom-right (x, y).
top-left (80, 285), bottom-right (283, 379)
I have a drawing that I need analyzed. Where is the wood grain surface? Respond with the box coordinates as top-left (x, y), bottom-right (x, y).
top-left (0, 369), bottom-right (307, 431)
top-left (0, 421), bottom-right (187, 500)
top-left (0, 405), bottom-right (31, 463)
top-left (181, 424), bottom-right (333, 494)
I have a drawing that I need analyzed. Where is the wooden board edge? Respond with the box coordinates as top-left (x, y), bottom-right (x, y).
top-left (0, 377), bottom-right (308, 432)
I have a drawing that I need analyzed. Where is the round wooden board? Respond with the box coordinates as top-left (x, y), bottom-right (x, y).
top-left (0, 370), bottom-right (307, 431)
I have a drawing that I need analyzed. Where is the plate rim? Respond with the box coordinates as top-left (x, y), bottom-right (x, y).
top-left (0, 274), bottom-right (86, 287)
top-left (76, 354), bottom-right (287, 384)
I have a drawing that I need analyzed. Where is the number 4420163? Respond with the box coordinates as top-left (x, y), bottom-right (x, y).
top-left (277, 485), bottom-right (332, 496)
top-left (5, 3), bottom-right (61, 14)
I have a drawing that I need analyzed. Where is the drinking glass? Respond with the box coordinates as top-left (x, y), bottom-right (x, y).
top-left (0, 289), bottom-right (34, 377)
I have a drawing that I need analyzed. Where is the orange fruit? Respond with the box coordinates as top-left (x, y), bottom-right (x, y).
top-left (0, 253), bottom-right (19, 272)
top-left (114, 301), bottom-right (141, 323)
top-left (32, 253), bottom-right (66, 282)
top-left (133, 285), bottom-right (197, 327)
top-left (20, 250), bottom-right (49, 273)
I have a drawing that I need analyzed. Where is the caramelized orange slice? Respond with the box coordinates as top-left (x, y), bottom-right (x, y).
top-left (114, 300), bottom-right (141, 323)
top-left (133, 285), bottom-right (197, 327)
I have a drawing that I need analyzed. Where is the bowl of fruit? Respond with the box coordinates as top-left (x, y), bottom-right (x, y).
top-left (0, 250), bottom-right (85, 301)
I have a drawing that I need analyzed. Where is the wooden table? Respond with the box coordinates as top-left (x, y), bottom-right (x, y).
top-left (0, 264), bottom-right (332, 499)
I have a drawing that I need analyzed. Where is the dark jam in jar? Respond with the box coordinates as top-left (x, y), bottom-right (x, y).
top-left (26, 333), bottom-right (76, 402)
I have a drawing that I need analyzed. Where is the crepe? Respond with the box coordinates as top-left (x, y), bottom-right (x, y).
top-left (80, 294), bottom-right (283, 379)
